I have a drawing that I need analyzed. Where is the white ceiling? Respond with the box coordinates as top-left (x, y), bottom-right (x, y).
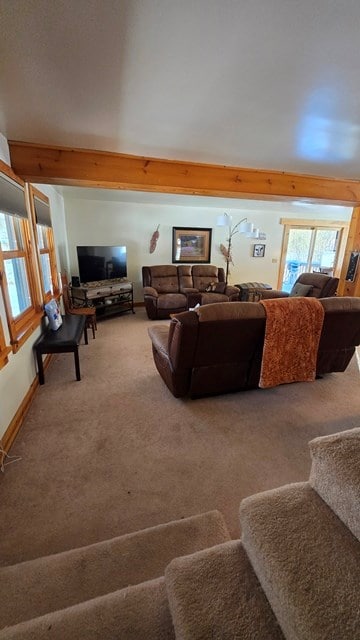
top-left (1, 0), bottom-right (360, 182)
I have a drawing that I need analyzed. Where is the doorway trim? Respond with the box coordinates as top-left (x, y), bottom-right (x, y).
top-left (278, 218), bottom-right (349, 289)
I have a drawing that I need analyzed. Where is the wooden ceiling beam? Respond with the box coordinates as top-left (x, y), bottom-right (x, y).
top-left (8, 140), bottom-right (360, 204)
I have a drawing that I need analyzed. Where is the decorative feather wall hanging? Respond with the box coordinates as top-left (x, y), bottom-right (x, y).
top-left (220, 243), bottom-right (233, 265)
top-left (149, 225), bottom-right (160, 253)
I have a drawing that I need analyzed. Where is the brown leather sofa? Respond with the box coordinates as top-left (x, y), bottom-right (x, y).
top-left (142, 264), bottom-right (240, 319)
top-left (147, 297), bottom-right (360, 398)
top-left (260, 272), bottom-right (339, 299)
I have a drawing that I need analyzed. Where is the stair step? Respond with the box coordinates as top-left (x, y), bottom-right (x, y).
top-left (240, 482), bottom-right (360, 640)
top-left (309, 427), bottom-right (360, 541)
top-left (165, 540), bottom-right (284, 640)
top-left (0, 577), bottom-right (175, 640)
top-left (0, 510), bottom-right (229, 630)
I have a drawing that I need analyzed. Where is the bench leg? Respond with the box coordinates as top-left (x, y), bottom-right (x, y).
top-left (36, 349), bottom-right (45, 385)
top-left (74, 346), bottom-right (81, 381)
top-left (84, 324), bottom-right (88, 345)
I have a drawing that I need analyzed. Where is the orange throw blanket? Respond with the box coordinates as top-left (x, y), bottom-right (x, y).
top-left (259, 297), bottom-right (325, 388)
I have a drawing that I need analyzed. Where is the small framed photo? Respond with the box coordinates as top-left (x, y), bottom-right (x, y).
top-left (253, 243), bottom-right (265, 258)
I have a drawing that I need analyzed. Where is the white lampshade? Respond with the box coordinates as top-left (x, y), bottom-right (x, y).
top-left (217, 213), bottom-right (232, 227)
top-left (239, 220), bottom-right (253, 233)
top-left (245, 224), bottom-right (255, 237)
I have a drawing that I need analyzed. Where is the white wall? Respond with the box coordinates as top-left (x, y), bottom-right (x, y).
top-left (0, 181), bottom-right (67, 441)
top-left (63, 193), bottom-right (352, 301)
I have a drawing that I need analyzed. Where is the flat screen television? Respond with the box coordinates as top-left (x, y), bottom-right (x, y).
top-left (76, 246), bottom-right (127, 283)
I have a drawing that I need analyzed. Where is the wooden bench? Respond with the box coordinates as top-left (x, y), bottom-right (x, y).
top-left (34, 315), bottom-right (88, 385)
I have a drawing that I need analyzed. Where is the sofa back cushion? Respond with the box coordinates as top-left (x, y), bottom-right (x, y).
top-left (144, 265), bottom-right (180, 293)
top-left (190, 302), bottom-right (266, 396)
top-left (194, 303), bottom-right (266, 365)
top-left (196, 301), bottom-right (265, 322)
top-left (192, 265), bottom-right (224, 292)
top-left (178, 265), bottom-right (193, 290)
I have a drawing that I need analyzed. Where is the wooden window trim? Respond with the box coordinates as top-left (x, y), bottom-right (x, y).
top-left (0, 161), bottom-right (42, 352)
top-left (0, 317), bottom-right (11, 369)
top-left (27, 185), bottom-right (60, 304)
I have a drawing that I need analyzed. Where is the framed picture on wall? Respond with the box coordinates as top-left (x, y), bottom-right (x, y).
top-left (172, 227), bottom-right (212, 263)
top-left (253, 243), bottom-right (265, 257)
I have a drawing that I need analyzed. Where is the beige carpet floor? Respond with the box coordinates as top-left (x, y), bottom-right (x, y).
top-left (1, 308), bottom-right (359, 566)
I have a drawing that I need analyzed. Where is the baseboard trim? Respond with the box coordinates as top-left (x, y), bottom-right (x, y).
top-left (1, 355), bottom-right (52, 457)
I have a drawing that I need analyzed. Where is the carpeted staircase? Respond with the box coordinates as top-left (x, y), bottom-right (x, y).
top-left (1, 427), bottom-right (359, 639)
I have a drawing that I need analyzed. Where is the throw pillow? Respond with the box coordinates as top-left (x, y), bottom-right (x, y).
top-left (214, 282), bottom-right (226, 294)
top-left (205, 282), bottom-right (226, 294)
top-left (289, 283), bottom-right (313, 297)
top-left (205, 282), bottom-right (217, 292)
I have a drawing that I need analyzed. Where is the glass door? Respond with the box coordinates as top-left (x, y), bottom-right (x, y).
top-left (281, 225), bottom-right (341, 292)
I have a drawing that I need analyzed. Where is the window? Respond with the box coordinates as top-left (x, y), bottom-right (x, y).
top-left (279, 218), bottom-right (349, 292)
top-left (0, 162), bottom-right (41, 351)
top-left (29, 186), bottom-right (59, 303)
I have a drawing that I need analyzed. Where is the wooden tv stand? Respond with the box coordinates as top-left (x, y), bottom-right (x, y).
top-left (71, 279), bottom-right (134, 319)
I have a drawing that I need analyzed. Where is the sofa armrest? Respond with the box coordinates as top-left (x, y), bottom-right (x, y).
top-left (260, 290), bottom-right (289, 299)
top-left (225, 285), bottom-right (240, 297)
top-left (144, 286), bottom-right (158, 297)
top-left (180, 287), bottom-right (199, 294)
top-left (148, 325), bottom-right (170, 358)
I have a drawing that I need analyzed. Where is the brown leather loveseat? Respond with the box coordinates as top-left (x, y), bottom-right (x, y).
top-left (147, 297), bottom-right (360, 398)
top-left (142, 264), bottom-right (239, 319)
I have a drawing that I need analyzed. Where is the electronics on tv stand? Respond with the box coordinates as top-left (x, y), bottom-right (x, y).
top-left (81, 278), bottom-right (129, 287)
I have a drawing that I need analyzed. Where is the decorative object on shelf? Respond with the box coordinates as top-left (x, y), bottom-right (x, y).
top-left (149, 224), bottom-right (160, 253)
top-left (216, 213), bottom-right (266, 284)
top-left (253, 243), bottom-right (266, 257)
top-left (172, 227), bottom-right (212, 263)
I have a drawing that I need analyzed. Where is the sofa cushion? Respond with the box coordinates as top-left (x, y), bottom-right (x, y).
top-left (146, 265), bottom-right (180, 294)
top-left (192, 265), bottom-right (221, 292)
top-left (157, 293), bottom-right (187, 309)
top-left (289, 282), bottom-right (313, 297)
top-left (178, 265), bottom-right (193, 290)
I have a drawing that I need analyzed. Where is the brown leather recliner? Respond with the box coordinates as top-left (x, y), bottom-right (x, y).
top-left (148, 297), bottom-right (360, 398)
top-left (142, 265), bottom-right (188, 320)
top-left (184, 265), bottom-right (240, 308)
top-left (142, 265), bottom-right (240, 319)
top-left (261, 272), bottom-right (339, 300)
